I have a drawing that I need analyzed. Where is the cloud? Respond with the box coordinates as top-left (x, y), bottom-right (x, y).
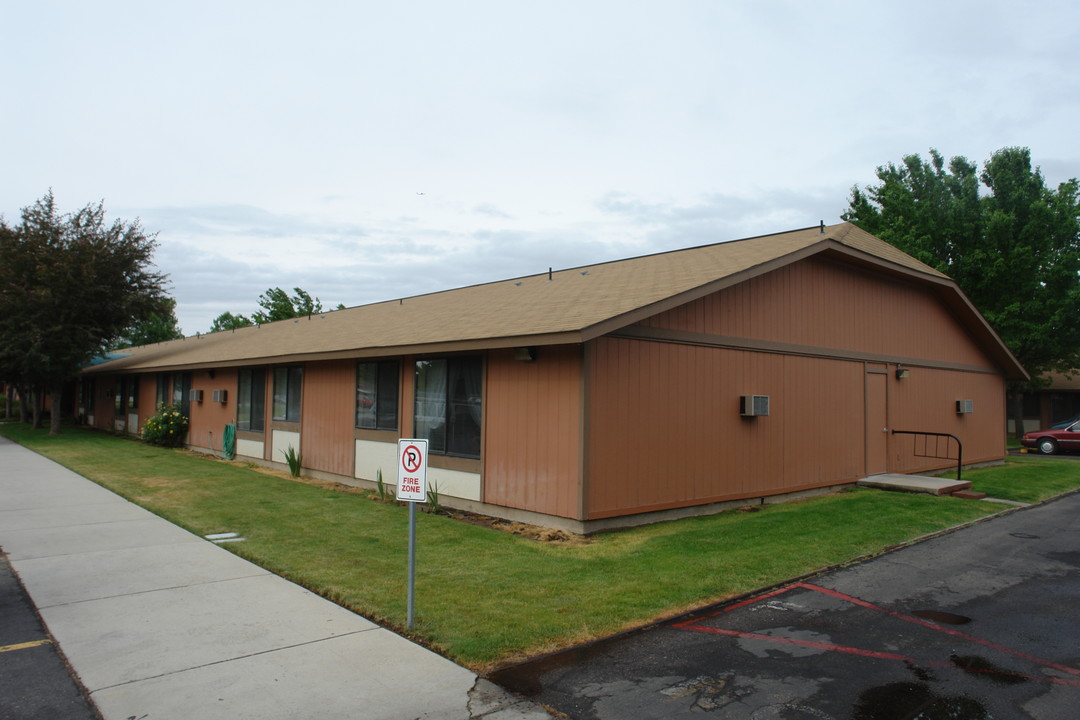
top-left (473, 203), bottom-right (512, 219)
top-left (151, 177), bottom-right (861, 335)
top-left (595, 185), bottom-right (849, 250)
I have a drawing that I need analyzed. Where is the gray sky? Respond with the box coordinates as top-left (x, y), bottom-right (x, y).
top-left (3, 1), bottom-right (1078, 334)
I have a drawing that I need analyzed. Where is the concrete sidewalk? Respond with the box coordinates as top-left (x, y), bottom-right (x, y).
top-left (0, 436), bottom-right (551, 720)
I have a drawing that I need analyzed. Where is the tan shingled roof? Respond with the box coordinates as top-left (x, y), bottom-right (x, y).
top-left (90, 222), bottom-right (1022, 376)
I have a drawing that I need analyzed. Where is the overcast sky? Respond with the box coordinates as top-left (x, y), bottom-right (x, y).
top-left (3, 1), bottom-right (1078, 334)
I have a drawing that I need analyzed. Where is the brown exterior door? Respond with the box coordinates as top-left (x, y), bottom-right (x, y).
top-left (865, 370), bottom-right (888, 475)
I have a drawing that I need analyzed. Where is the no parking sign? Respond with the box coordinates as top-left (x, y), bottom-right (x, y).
top-left (396, 439), bottom-right (428, 502)
top-left (396, 439), bottom-right (428, 629)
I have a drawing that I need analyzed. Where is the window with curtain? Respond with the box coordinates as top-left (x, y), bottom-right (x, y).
top-left (115, 377), bottom-right (126, 412)
top-left (356, 360), bottom-right (399, 430)
top-left (272, 366), bottom-right (303, 422)
top-left (414, 356), bottom-right (481, 458)
top-left (155, 374), bottom-right (170, 408)
top-left (237, 367), bottom-right (266, 431)
top-left (81, 378), bottom-right (95, 412)
top-left (172, 372), bottom-right (191, 416)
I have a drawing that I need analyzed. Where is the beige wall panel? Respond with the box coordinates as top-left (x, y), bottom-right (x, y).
top-left (586, 338), bottom-right (864, 519)
top-left (888, 368), bottom-right (1006, 472)
top-left (300, 360), bottom-right (356, 477)
top-left (642, 256), bottom-right (992, 369)
top-left (355, 439), bottom-right (399, 483)
top-left (236, 438), bottom-right (265, 459)
top-left (484, 346), bottom-right (582, 519)
top-left (428, 467), bottom-right (482, 502)
top-left (188, 369), bottom-right (237, 452)
top-left (272, 429), bottom-right (301, 466)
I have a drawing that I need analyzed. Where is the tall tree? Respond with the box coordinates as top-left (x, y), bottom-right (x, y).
top-left (844, 147), bottom-right (1080, 435)
top-left (208, 288), bottom-right (338, 333)
top-left (117, 297), bottom-right (183, 347)
top-left (209, 311), bottom-right (253, 333)
top-left (251, 286), bottom-right (325, 324)
top-left (0, 191), bottom-right (170, 434)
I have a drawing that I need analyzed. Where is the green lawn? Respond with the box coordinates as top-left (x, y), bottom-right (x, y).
top-left (943, 452), bottom-right (1080, 504)
top-left (2, 424), bottom-right (1077, 670)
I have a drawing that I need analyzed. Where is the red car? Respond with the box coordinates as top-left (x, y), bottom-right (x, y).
top-left (1021, 419), bottom-right (1080, 455)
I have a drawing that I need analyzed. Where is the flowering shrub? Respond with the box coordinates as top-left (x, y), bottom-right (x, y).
top-left (141, 403), bottom-right (189, 447)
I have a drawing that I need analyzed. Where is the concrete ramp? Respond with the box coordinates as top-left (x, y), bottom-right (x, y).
top-left (858, 473), bottom-right (973, 496)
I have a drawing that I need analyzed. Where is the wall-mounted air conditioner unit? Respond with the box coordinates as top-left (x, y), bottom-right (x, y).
top-left (189, 389), bottom-right (204, 403)
top-left (740, 395), bottom-right (770, 417)
top-left (956, 399), bottom-right (974, 414)
top-left (212, 389), bottom-right (227, 403)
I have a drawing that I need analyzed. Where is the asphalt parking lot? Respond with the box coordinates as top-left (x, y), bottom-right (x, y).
top-left (0, 550), bottom-right (100, 720)
top-left (494, 490), bottom-right (1080, 719)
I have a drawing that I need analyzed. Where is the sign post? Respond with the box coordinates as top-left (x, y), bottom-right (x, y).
top-left (396, 439), bottom-right (428, 629)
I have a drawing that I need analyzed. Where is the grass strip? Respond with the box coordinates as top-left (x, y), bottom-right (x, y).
top-left (2, 425), bottom-right (1077, 670)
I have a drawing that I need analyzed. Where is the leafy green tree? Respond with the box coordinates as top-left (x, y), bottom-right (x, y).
top-left (208, 288), bottom-right (337, 333)
top-left (118, 297), bottom-right (183, 347)
top-left (251, 286), bottom-right (325, 324)
top-left (844, 147), bottom-right (1080, 435)
top-left (0, 191), bottom-right (169, 434)
top-left (209, 311), bottom-right (253, 333)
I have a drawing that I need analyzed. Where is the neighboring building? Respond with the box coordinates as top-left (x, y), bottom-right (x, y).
top-left (1022, 371), bottom-right (1080, 430)
top-left (79, 223), bottom-right (1027, 532)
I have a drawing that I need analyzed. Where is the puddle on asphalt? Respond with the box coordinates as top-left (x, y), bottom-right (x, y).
top-left (904, 660), bottom-right (936, 683)
top-left (911, 609), bottom-right (972, 625)
top-left (490, 639), bottom-right (616, 697)
top-left (1045, 550), bottom-right (1080, 567)
top-left (950, 653), bottom-right (1029, 685)
top-left (852, 682), bottom-right (988, 720)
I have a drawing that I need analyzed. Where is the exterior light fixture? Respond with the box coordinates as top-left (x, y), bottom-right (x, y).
top-left (515, 347), bottom-right (537, 362)
top-left (895, 367), bottom-right (910, 380)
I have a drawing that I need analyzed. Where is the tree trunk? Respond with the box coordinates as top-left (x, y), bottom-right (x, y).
top-left (49, 382), bottom-right (63, 435)
top-left (30, 389), bottom-right (43, 430)
top-left (17, 386), bottom-right (28, 423)
top-left (4, 385), bottom-right (11, 419)
top-left (1008, 388), bottom-right (1026, 439)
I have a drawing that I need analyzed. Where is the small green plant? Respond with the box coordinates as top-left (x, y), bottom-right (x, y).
top-left (376, 467), bottom-right (388, 501)
top-left (426, 480), bottom-right (441, 514)
top-left (140, 403), bottom-right (189, 448)
top-left (282, 445), bottom-right (302, 477)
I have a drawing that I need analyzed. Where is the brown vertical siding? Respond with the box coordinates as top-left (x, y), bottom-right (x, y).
top-left (587, 254), bottom-right (1010, 519)
top-left (586, 338), bottom-right (865, 519)
top-left (135, 376), bottom-right (157, 427)
top-left (400, 355), bottom-right (415, 439)
top-left (865, 369), bottom-right (889, 475)
top-left (187, 369), bottom-right (237, 451)
top-left (300, 360), bottom-right (356, 477)
top-left (641, 256), bottom-right (993, 369)
top-left (484, 345), bottom-right (582, 519)
top-left (889, 368), bottom-right (1005, 472)
top-left (93, 376), bottom-right (115, 430)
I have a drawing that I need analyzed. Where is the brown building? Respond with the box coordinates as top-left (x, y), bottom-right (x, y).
top-left (80, 223), bottom-right (1026, 532)
top-left (1022, 370), bottom-right (1080, 431)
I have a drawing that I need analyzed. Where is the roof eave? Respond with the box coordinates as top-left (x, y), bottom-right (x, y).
top-left (81, 331), bottom-right (588, 374)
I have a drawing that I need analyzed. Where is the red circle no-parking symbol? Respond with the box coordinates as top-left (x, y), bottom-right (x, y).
top-left (402, 444), bottom-right (423, 473)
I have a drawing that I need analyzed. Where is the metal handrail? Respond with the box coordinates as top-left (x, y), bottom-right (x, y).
top-left (891, 430), bottom-right (963, 482)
